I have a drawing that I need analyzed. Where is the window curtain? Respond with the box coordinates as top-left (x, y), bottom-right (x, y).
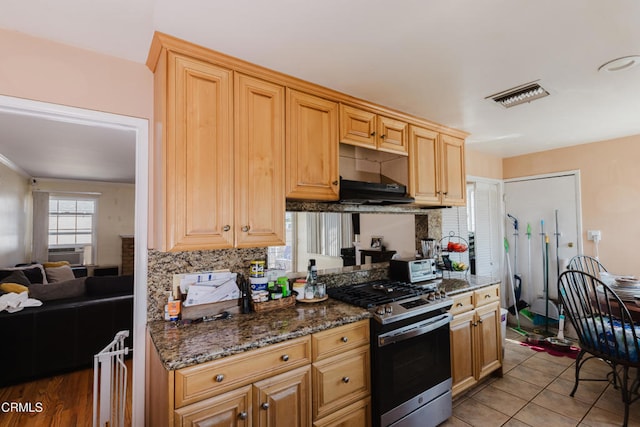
top-left (306, 213), bottom-right (353, 257)
top-left (32, 191), bottom-right (49, 263)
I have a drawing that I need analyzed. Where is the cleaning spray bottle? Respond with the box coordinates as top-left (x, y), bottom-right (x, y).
top-left (557, 305), bottom-right (565, 340)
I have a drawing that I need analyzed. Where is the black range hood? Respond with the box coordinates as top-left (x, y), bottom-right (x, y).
top-left (339, 179), bottom-right (415, 205)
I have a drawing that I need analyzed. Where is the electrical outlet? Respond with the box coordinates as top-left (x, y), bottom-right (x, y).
top-left (587, 230), bottom-right (601, 241)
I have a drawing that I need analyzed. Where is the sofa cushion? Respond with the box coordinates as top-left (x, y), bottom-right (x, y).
top-left (0, 264), bottom-right (47, 284)
top-left (43, 261), bottom-right (70, 269)
top-left (0, 270), bottom-right (31, 287)
top-left (85, 275), bottom-right (134, 297)
top-left (28, 278), bottom-right (87, 302)
top-left (0, 283), bottom-right (29, 294)
top-left (45, 265), bottom-right (76, 283)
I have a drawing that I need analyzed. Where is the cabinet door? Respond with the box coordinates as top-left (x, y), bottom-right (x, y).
top-left (440, 134), bottom-right (466, 206)
top-left (253, 365), bottom-right (312, 427)
top-left (377, 115), bottom-right (408, 154)
top-left (169, 53), bottom-right (234, 251)
top-left (408, 125), bottom-right (441, 205)
top-left (475, 302), bottom-right (502, 380)
top-left (450, 310), bottom-right (477, 397)
top-left (339, 104), bottom-right (377, 149)
top-left (286, 89), bottom-right (339, 201)
top-left (234, 73), bottom-right (286, 247)
top-left (174, 385), bottom-right (252, 427)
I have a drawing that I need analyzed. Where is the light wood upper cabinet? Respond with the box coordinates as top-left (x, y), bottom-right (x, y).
top-left (286, 89), bottom-right (340, 201)
top-left (234, 73), bottom-right (286, 248)
top-left (165, 53), bottom-right (235, 251)
top-left (340, 104), bottom-right (408, 155)
top-left (408, 125), bottom-right (466, 206)
top-left (150, 42), bottom-right (285, 251)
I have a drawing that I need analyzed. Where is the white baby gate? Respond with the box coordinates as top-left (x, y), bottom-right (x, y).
top-left (93, 330), bottom-right (130, 427)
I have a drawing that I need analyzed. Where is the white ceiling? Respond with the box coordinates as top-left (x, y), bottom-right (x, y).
top-left (1, 0), bottom-right (639, 182)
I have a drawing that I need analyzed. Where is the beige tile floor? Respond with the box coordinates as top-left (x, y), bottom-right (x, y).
top-left (442, 329), bottom-right (640, 427)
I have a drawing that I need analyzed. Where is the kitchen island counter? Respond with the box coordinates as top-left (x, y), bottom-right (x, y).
top-left (147, 299), bottom-right (371, 371)
top-left (440, 275), bottom-right (501, 296)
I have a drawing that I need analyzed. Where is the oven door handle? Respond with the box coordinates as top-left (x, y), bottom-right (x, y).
top-left (377, 313), bottom-right (453, 347)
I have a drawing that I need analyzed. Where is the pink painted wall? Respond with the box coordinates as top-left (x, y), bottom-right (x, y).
top-left (0, 29), bottom-right (152, 120)
top-left (466, 148), bottom-right (503, 179)
top-left (503, 134), bottom-right (640, 277)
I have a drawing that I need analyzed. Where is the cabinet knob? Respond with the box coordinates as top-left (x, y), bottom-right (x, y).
top-left (241, 225), bottom-right (250, 232)
top-left (342, 376), bottom-right (350, 383)
top-left (371, 131), bottom-right (376, 137)
top-left (222, 225), bottom-right (231, 232)
top-left (472, 322), bottom-right (478, 327)
top-left (478, 319), bottom-right (483, 324)
top-left (380, 134), bottom-right (386, 139)
top-left (341, 336), bottom-right (348, 343)
top-left (261, 402), bottom-right (270, 410)
top-left (281, 354), bottom-right (289, 362)
top-left (215, 374), bottom-right (225, 383)
top-left (238, 412), bottom-right (248, 420)
top-left (332, 180), bottom-right (339, 186)
top-left (443, 192), bottom-right (448, 196)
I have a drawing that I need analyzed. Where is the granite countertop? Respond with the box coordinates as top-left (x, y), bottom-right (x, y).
top-left (147, 275), bottom-right (499, 371)
top-left (148, 299), bottom-right (371, 371)
top-left (439, 275), bottom-right (501, 296)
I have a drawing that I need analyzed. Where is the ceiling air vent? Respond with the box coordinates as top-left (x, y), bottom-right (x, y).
top-left (487, 81), bottom-right (549, 108)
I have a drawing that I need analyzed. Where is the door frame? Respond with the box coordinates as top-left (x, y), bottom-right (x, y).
top-left (503, 170), bottom-right (583, 256)
top-left (0, 95), bottom-right (149, 426)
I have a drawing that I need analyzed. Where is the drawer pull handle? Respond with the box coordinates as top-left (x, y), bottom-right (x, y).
top-left (342, 376), bottom-right (350, 383)
top-left (238, 412), bottom-right (248, 420)
top-left (341, 336), bottom-right (349, 343)
top-left (485, 294), bottom-right (491, 299)
top-left (281, 354), bottom-right (289, 362)
top-left (222, 225), bottom-right (230, 232)
top-left (261, 402), bottom-right (270, 410)
top-left (456, 302), bottom-right (463, 307)
top-left (215, 374), bottom-right (225, 383)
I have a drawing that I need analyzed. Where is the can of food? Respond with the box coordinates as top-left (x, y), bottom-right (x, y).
top-left (249, 260), bottom-right (265, 278)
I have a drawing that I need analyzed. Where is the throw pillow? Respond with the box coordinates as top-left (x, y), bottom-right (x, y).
top-left (28, 278), bottom-right (86, 302)
top-left (0, 283), bottom-right (29, 294)
top-left (43, 261), bottom-right (70, 269)
top-left (45, 265), bottom-right (76, 283)
top-left (0, 270), bottom-right (31, 287)
top-left (0, 264), bottom-right (47, 284)
top-left (86, 275), bottom-right (134, 297)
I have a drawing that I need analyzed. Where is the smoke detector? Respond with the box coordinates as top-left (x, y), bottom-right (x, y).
top-left (486, 81), bottom-right (550, 108)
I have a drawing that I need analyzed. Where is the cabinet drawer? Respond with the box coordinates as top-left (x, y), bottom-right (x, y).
top-left (175, 336), bottom-right (311, 408)
top-left (474, 285), bottom-right (500, 307)
top-left (313, 397), bottom-right (371, 427)
top-left (449, 292), bottom-right (474, 315)
top-left (312, 320), bottom-right (370, 362)
top-left (312, 346), bottom-right (370, 420)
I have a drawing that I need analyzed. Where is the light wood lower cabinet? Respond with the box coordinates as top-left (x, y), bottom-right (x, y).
top-left (449, 284), bottom-right (502, 397)
top-left (147, 321), bottom-right (371, 427)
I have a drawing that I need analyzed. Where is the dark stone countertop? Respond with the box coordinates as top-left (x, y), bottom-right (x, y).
top-left (439, 275), bottom-right (501, 296)
top-left (148, 298), bottom-right (371, 371)
top-left (147, 275), bottom-right (499, 371)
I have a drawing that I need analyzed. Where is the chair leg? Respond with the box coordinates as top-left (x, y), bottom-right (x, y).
top-left (621, 365), bottom-right (630, 427)
top-left (570, 349), bottom-right (586, 397)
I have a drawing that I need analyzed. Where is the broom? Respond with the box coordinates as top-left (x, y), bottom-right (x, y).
top-left (505, 238), bottom-right (527, 335)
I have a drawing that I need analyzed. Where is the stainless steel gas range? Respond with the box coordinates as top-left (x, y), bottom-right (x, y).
top-left (328, 279), bottom-right (453, 427)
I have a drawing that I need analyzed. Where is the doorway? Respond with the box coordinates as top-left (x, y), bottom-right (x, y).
top-left (504, 171), bottom-right (582, 304)
top-left (0, 95), bottom-right (148, 426)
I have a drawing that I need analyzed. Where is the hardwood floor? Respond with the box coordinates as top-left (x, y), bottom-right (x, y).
top-left (0, 360), bottom-right (132, 427)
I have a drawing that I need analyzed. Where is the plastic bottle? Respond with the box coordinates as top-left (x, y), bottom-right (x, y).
top-left (167, 291), bottom-right (181, 321)
top-left (305, 259), bottom-right (317, 300)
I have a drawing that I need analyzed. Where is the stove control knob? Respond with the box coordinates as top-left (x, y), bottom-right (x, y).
top-left (427, 292), bottom-right (436, 301)
top-left (385, 304), bottom-right (393, 314)
top-left (376, 306), bottom-right (386, 315)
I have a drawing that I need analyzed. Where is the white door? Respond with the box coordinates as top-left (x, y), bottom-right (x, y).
top-left (504, 172), bottom-right (582, 305)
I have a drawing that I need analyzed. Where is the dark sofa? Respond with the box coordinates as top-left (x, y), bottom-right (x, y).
top-left (0, 274), bottom-right (134, 387)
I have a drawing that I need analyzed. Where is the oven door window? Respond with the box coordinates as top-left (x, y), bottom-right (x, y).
top-left (374, 322), bottom-right (451, 415)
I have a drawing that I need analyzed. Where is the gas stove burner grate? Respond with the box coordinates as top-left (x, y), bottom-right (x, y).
top-left (327, 279), bottom-right (433, 309)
